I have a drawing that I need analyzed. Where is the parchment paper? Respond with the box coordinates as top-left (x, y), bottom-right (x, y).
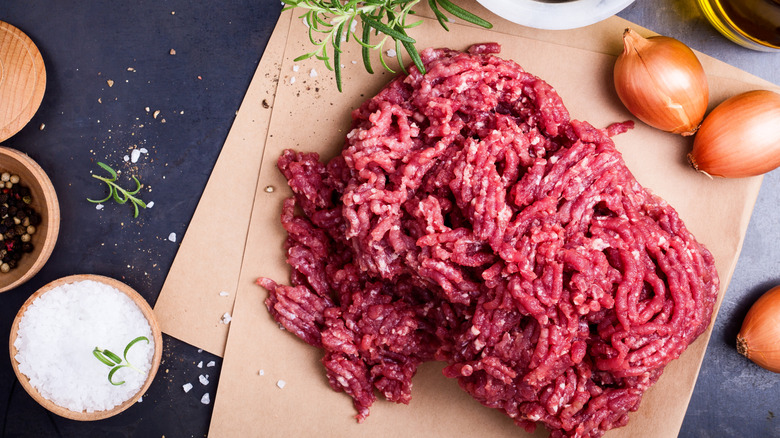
top-left (153, 2), bottom-right (777, 436)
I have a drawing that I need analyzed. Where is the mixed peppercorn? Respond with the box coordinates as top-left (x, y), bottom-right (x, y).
top-left (0, 172), bottom-right (41, 273)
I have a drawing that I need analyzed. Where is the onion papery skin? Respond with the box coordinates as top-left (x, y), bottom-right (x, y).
top-left (614, 29), bottom-right (709, 135)
top-left (689, 90), bottom-right (780, 178)
top-left (736, 285), bottom-right (780, 373)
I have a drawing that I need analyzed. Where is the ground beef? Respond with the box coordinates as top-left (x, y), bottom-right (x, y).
top-left (258, 44), bottom-right (719, 438)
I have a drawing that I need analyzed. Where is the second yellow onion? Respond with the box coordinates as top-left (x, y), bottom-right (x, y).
top-left (689, 90), bottom-right (780, 178)
top-left (614, 29), bottom-right (709, 135)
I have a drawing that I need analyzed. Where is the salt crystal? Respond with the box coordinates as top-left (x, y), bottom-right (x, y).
top-left (137, 396), bottom-right (143, 403)
top-left (207, 361), bottom-right (216, 367)
top-left (220, 312), bottom-right (232, 324)
top-left (123, 155), bottom-right (130, 162)
top-left (386, 49), bottom-right (396, 58)
top-left (258, 369), bottom-right (264, 376)
top-left (198, 349), bottom-right (203, 353)
top-left (96, 204), bottom-right (104, 211)
top-left (13, 280), bottom-right (154, 412)
top-left (182, 383), bottom-right (193, 393)
top-left (277, 380), bottom-right (286, 389)
top-left (197, 361), bottom-right (203, 368)
top-left (290, 77), bottom-right (296, 84)
top-left (310, 69), bottom-right (318, 78)
top-left (147, 201), bottom-right (154, 208)
top-left (219, 291), bottom-right (229, 297)
top-left (139, 147), bottom-right (148, 154)
top-left (351, 60), bottom-right (357, 64)
top-left (201, 393), bottom-right (210, 404)
top-left (292, 65), bottom-right (299, 72)
top-left (168, 232), bottom-right (177, 242)
top-left (131, 149), bottom-right (142, 163)
top-left (199, 374), bottom-right (209, 385)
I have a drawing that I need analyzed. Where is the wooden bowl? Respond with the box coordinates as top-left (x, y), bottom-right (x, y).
top-left (0, 21), bottom-right (47, 142)
top-left (8, 274), bottom-right (163, 421)
top-left (0, 146), bottom-right (59, 293)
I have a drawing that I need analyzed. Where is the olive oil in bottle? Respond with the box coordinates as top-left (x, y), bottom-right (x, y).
top-left (698, 0), bottom-right (780, 51)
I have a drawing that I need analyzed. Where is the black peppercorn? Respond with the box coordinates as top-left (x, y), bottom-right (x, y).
top-left (0, 174), bottom-right (39, 274)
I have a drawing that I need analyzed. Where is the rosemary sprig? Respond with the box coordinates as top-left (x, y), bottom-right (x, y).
top-left (283, 0), bottom-right (492, 91)
top-left (93, 336), bottom-right (150, 386)
top-left (87, 162), bottom-right (147, 218)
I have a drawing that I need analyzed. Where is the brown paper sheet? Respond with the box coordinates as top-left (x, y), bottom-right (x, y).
top-left (200, 5), bottom-right (778, 438)
top-left (152, 12), bottom-right (290, 356)
top-left (154, 1), bottom-right (774, 360)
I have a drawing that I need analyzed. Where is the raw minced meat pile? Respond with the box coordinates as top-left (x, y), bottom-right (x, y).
top-left (258, 44), bottom-right (720, 438)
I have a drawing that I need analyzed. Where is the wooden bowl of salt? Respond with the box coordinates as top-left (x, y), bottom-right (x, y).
top-left (9, 274), bottom-right (163, 421)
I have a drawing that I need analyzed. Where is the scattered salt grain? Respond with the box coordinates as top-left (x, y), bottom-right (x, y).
top-left (258, 369), bottom-right (264, 376)
top-left (137, 396), bottom-right (143, 403)
top-left (351, 60), bottom-right (357, 64)
top-left (182, 383), bottom-right (193, 393)
top-left (207, 361), bottom-right (216, 368)
top-left (147, 201), bottom-right (154, 209)
top-left (220, 312), bottom-right (232, 325)
top-left (198, 349), bottom-right (203, 353)
top-left (197, 361), bottom-right (203, 368)
top-left (386, 49), bottom-right (397, 58)
top-left (310, 69), bottom-right (318, 78)
top-left (199, 374), bottom-right (209, 385)
top-left (131, 149), bottom-right (142, 163)
top-left (123, 155), bottom-right (130, 162)
top-left (292, 65), bottom-right (299, 72)
top-left (219, 291), bottom-right (229, 297)
top-left (168, 232), bottom-right (177, 242)
top-left (201, 393), bottom-right (210, 405)
top-left (290, 77), bottom-right (296, 84)
top-left (13, 280), bottom-right (154, 412)
top-left (96, 204), bottom-right (104, 211)
top-left (139, 147), bottom-right (148, 154)
top-left (277, 380), bottom-right (286, 389)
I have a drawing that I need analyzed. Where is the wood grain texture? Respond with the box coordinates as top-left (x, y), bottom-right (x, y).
top-left (0, 21), bottom-right (46, 142)
top-left (8, 274), bottom-right (163, 421)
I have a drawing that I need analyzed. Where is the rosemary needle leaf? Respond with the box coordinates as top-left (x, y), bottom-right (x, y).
top-left (402, 39), bottom-right (425, 74)
top-left (96, 161), bottom-right (117, 179)
top-left (93, 348), bottom-right (116, 367)
top-left (102, 349), bottom-right (123, 365)
top-left (361, 21), bottom-right (374, 74)
top-left (435, 0), bottom-right (493, 28)
top-left (108, 366), bottom-right (126, 386)
top-left (334, 22), bottom-right (345, 92)
top-left (360, 13), bottom-right (415, 43)
top-left (124, 336), bottom-right (150, 360)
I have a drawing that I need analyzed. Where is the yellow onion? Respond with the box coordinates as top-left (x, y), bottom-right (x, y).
top-left (737, 285), bottom-right (780, 373)
top-left (688, 90), bottom-right (780, 178)
top-left (614, 28), bottom-right (709, 135)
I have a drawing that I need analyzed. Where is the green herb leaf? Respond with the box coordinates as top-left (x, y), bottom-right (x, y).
top-left (87, 162), bottom-right (148, 218)
top-left (124, 336), bottom-right (150, 361)
top-left (93, 348), bottom-right (116, 367)
top-left (108, 366), bottom-right (126, 386)
top-left (287, 0), bottom-right (491, 91)
top-left (93, 336), bottom-right (151, 385)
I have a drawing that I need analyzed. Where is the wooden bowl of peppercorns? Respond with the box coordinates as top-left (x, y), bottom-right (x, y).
top-left (0, 146), bottom-right (59, 293)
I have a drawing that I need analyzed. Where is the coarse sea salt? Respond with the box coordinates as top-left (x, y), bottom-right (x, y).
top-left (14, 280), bottom-right (154, 413)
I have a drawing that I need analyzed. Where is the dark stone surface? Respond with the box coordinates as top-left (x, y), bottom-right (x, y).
top-left (1, 0), bottom-right (778, 437)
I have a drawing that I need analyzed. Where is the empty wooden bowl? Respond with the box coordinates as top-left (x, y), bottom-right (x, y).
top-left (0, 146), bottom-right (59, 293)
top-left (9, 274), bottom-right (163, 421)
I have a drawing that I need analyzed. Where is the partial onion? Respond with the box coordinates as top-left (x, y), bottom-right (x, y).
top-left (614, 28), bottom-right (709, 135)
top-left (688, 90), bottom-right (780, 178)
top-left (737, 285), bottom-right (780, 373)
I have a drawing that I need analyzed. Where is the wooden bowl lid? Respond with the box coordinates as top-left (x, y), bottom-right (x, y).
top-left (0, 21), bottom-right (46, 142)
top-left (8, 274), bottom-right (163, 420)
